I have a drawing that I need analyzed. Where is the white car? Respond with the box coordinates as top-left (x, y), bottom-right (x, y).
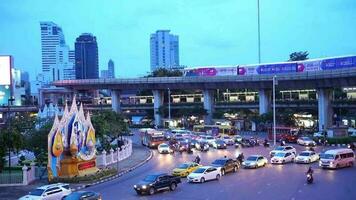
top-left (187, 166), bottom-right (221, 183)
top-left (242, 155), bottom-right (268, 168)
top-left (157, 143), bottom-right (172, 154)
top-left (19, 183), bottom-right (71, 200)
top-left (234, 135), bottom-right (243, 143)
top-left (221, 135), bottom-right (234, 145)
top-left (200, 135), bottom-right (215, 146)
top-left (297, 137), bottom-right (316, 146)
top-left (270, 146), bottom-right (296, 157)
top-left (271, 152), bottom-right (296, 164)
top-left (295, 151), bottom-right (319, 164)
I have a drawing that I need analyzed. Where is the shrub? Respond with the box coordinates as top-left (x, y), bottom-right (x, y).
top-left (326, 137), bottom-right (356, 145)
top-left (49, 167), bottom-right (117, 184)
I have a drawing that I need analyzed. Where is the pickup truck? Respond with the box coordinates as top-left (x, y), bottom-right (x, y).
top-left (211, 158), bottom-right (240, 175)
top-left (133, 173), bottom-right (181, 195)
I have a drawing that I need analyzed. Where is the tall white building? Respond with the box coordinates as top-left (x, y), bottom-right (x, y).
top-left (40, 22), bottom-right (75, 82)
top-left (150, 30), bottom-right (179, 71)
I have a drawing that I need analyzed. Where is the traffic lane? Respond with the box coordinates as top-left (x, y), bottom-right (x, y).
top-left (87, 145), bottom-right (356, 200)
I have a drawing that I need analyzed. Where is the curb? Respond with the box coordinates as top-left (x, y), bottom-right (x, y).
top-left (73, 149), bottom-right (153, 191)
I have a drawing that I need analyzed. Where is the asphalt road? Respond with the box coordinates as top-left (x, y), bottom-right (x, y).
top-left (87, 135), bottom-right (356, 200)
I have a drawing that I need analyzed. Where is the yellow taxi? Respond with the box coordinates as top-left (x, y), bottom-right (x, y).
top-left (172, 162), bottom-right (201, 177)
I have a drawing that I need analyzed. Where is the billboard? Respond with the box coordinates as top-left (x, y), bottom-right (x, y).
top-left (297, 60), bottom-right (321, 72)
top-left (184, 66), bottom-right (238, 77)
top-left (0, 85), bottom-right (11, 105)
top-left (320, 56), bottom-right (356, 70)
top-left (0, 56), bottom-right (12, 85)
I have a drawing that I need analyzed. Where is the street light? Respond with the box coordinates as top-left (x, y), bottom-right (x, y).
top-left (257, 0), bottom-right (261, 64)
top-left (272, 76), bottom-right (277, 146)
top-left (168, 88), bottom-right (171, 125)
top-left (7, 96), bottom-right (15, 179)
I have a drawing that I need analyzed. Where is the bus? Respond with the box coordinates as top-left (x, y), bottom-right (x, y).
top-left (140, 129), bottom-right (165, 148)
top-left (267, 127), bottom-right (299, 142)
top-left (193, 125), bottom-right (236, 135)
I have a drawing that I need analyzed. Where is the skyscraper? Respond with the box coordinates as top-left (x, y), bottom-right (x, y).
top-left (150, 30), bottom-right (179, 71)
top-left (75, 33), bottom-right (99, 79)
top-left (108, 59), bottom-right (115, 78)
top-left (40, 22), bottom-right (74, 82)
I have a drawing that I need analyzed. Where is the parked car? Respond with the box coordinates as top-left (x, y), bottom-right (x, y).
top-left (221, 135), bottom-right (234, 145)
top-left (211, 158), bottom-right (239, 175)
top-left (134, 173), bottom-right (181, 195)
top-left (271, 152), bottom-right (296, 164)
top-left (157, 143), bottom-right (173, 154)
top-left (297, 137), bottom-right (316, 146)
top-left (319, 148), bottom-right (355, 169)
top-left (172, 162), bottom-right (201, 177)
top-left (270, 146), bottom-right (296, 157)
top-left (295, 151), bottom-right (319, 164)
top-left (212, 139), bottom-right (227, 149)
top-left (19, 183), bottom-right (72, 200)
top-left (242, 155), bottom-right (268, 168)
top-left (63, 191), bottom-right (102, 200)
top-left (187, 166), bottom-right (221, 183)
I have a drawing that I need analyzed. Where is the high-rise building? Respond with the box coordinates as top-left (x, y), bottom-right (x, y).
top-left (75, 33), bottom-right (99, 79)
top-left (108, 59), bottom-right (115, 78)
top-left (100, 70), bottom-right (109, 79)
top-left (40, 22), bottom-right (74, 82)
top-left (150, 30), bottom-right (179, 71)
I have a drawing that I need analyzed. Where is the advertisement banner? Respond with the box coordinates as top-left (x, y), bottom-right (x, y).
top-left (238, 65), bottom-right (259, 75)
top-left (297, 60), bottom-right (321, 72)
top-left (257, 63), bottom-right (297, 74)
top-left (0, 56), bottom-right (12, 85)
top-left (321, 56), bottom-right (356, 70)
top-left (0, 85), bottom-right (11, 105)
top-left (184, 66), bottom-right (237, 77)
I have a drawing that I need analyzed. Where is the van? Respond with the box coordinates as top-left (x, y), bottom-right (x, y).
top-left (319, 148), bottom-right (355, 169)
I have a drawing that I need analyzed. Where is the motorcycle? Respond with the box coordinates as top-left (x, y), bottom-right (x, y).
top-left (263, 141), bottom-right (270, 147)
top-left (306, 172), bottom-right (313, 184)
top-left (235, 143), bottom-right (241, 148)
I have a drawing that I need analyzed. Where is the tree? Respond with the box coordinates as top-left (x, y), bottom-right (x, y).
top-left (146, 68), bottom-right (183, 77)
top-left (289, 51), bottom-right (309, 61)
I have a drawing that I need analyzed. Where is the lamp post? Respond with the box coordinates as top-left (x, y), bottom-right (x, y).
top-left (168, 88), bottom-right (171, 125)
top-left (257, 0), bottom-right (261, 64)
top-left (272, 76), bottom-right (277, 146)
top-left (7, 96), bottom-right (15, 178)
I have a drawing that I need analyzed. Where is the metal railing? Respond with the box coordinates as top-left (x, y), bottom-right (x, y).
top-left (0, 171), bottom-right (23, 184)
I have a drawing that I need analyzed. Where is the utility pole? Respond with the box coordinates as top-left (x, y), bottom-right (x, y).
top-left (273, 76), bottom-right (277, 146)
top-left (257, 0), bottom-right (261, 64)
top-left (168, 88), bottom-right (171, 124)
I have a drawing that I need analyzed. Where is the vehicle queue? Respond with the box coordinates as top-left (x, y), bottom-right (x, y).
top-left (135, 128), bottom-right (355, 196)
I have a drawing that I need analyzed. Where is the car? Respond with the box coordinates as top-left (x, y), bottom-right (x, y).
top-left (221, 135), bottom-right (234, 145)
top-left (242, 155), bottom-right (268, 169)
top-left (19, 183), bottom-right (72, 200)
top-left (134, 173), bottom-right (181, 195)
top-left (280, 134), bottom-right (298, 143)
top-left (211, 158), bottom-right (239, 175)
top-left (195, 141), bottom-right (209, 151)
top-left (269, 146), bottom-right (296, 157)
top-left (271, 152), bottom-right (296, 164)
top-left (212, 139), bottom-right (227, 149)
top-left (187, 166), bottom-right (221, 183)
top-left (234, 135), bottom-right (243, 143)
top-left (157, 143), bottom-right (173, 154)
top-left (200, 135), bottom-right (215, 146)
top-left (63, 191), bottom-right (102, 200)
top-left (319, 148), bottom-right (355, 169)
top-left (295, 151), bottom-right (319, 164)
top-left (190, 139), bottom-right (199, 147)
top-left (297, 137), bottom-right (316, 146)
top-left (238, 138), bottom-right (257, 147)
top-left (172, 162), bottom-right (201, 177)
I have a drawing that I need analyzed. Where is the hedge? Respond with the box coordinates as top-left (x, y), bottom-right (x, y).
top-left (49, 168), bottom-right (117, 184)
top-left (326, 136), bottom-right (356, 145)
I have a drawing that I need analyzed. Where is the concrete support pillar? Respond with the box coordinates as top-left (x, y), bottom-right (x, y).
top-left (203, 90), bottom-right (215, 125)
top-left (317, 89), bottom-right (332, 132)
top-left (153, 90), bottom-right (164, 127)
top-left (111, 90), bottom-right (121, 113)
top-left (259, 89), bottom-right (271, 115)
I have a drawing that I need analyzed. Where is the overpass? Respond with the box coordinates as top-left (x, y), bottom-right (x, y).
top-left (53, 68), bottom-right (356, 131)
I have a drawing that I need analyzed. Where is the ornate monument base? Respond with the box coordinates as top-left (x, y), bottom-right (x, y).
top-left (59, 158), bottom-right (98, 178)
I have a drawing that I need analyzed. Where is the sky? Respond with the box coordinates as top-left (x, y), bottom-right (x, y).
top-left (1, 0), bottom-right (356, 81)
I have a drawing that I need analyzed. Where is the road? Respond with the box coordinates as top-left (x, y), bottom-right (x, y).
top-left (86, 135), bottom-right (356, 200)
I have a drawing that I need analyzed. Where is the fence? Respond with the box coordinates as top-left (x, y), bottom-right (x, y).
top-left (0, 163), bottom-right (36, 186)
top-left (96, 139), bottom-right (133, 167)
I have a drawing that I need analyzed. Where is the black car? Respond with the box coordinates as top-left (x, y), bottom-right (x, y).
top-left (63, 191), bottom-right (101, 200)
top-left (213, 139), bottom-right (227, 149)
top-left (134, 173), bottom-right (181, 195)
top-left (195, 141), bottom-right (209, 151)
top-left (211, 158), bottom-right (240, 175)
top-left (238, 138), bottom-right (256, 147)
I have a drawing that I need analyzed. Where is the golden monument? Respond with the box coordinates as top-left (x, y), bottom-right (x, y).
top-left (47, 96), bottom-right (98, 181)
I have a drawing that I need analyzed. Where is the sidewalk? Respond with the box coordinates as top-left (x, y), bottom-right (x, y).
top-left (0, 144), bottom-right (152, 200)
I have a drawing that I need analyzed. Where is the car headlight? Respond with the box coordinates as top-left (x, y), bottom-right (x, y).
top-left (142, 185), bottom-right (147, 189)
top-left (134, 185), bottom-right (137, 188)
top-left (242, 162), bottom-right (245, 165)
